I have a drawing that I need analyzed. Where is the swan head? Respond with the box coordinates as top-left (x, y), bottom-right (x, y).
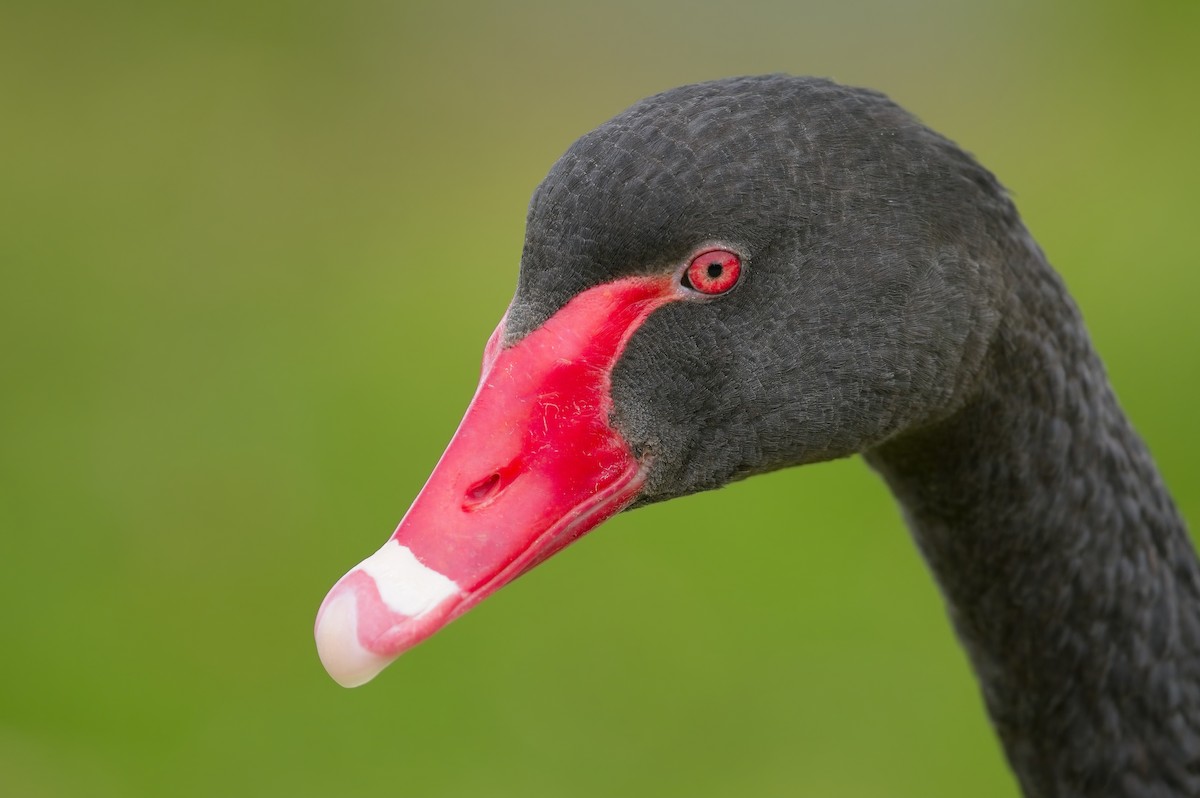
top-left (315, 75), bottom-right (1018, 686)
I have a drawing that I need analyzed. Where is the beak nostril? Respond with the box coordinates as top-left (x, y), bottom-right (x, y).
top-left (463, 473), bottom-right (502, 508)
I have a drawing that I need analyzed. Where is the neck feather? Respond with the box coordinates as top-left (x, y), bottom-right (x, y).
top-left (867, 250), bottom-right (1200, 798)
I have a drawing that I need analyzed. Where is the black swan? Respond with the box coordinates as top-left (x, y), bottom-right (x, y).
top-left (315, 75), bottom-right (1200, 797)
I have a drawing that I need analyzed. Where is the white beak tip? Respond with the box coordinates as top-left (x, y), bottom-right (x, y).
top-left (314, 541), bottom-right (464, 687)
top-left (315, 589), bottom-right (398, 688)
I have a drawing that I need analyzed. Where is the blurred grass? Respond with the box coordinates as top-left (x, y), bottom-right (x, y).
top-left (1, 1), bottom-right (1196, 797)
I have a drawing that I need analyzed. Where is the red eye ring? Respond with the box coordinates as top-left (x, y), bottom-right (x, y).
top-left (683, 248), bottom-right (742, 295)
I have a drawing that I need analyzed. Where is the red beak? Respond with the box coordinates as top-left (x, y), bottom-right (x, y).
top-left (315, 275), bottom-right (682, 686)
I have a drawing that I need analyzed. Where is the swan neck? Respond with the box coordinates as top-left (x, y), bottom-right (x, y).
top-left (868, 253), bottom-right (1200, 797)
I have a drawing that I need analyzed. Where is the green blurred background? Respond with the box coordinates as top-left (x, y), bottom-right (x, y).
top-left (2, 1), bottom-right (1197, 796)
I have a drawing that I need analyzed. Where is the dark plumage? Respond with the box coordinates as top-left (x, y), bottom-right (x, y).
top-left (507, 76), bottom-right (1200, 796)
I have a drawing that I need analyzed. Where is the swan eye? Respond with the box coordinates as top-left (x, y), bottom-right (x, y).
top-left (682, 249), bottom-right (742, 295)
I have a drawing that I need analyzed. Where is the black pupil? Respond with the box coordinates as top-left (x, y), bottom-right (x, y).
top-left (706, 261), bottom-right (723, 279)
